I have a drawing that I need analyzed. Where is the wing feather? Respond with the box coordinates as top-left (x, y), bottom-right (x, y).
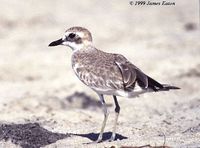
top-left (114, 54), bottom-right (148, 89)
top-left (114, 61), bottom-right (136, 88)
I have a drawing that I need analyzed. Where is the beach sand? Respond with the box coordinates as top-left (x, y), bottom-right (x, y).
top-left (0, 0), bottom-right (200, 147)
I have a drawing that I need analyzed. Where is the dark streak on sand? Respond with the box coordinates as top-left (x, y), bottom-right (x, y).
top-left (0, 123), bottom-right (70, 148)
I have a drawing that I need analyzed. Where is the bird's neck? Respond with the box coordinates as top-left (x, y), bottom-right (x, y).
top-left (71, 42), bottom-right (96, 52)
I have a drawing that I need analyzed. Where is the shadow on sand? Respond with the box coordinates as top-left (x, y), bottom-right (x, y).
top-left (73, 132), bottom-right (127, 142)
top-left (0, 122), bottom-right (127, 148)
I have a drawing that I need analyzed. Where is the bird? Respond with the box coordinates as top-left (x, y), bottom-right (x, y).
top-left (48, 26), bottom-right (180, 142)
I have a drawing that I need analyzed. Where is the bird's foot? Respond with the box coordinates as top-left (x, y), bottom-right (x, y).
top-left (107, 134), bottom-right (116, 142)
top-left (95, 135), bottom-right (103, 143)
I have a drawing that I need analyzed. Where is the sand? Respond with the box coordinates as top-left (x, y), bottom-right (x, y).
top-left (0, 0), bottom-right (200, 147)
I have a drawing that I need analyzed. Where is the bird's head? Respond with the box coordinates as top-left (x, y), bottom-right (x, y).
top-left (49, 26), bottom-right (93, 51)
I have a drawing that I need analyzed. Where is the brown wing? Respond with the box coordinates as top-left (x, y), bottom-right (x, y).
top-left (73, 50), bottom-right (148, 91)
top-left (73, 63), bottom-right (124, 90)
top-left (72, 50), bottom-right (125, 90)
top-left (114, 54), bottom-right (148, 90)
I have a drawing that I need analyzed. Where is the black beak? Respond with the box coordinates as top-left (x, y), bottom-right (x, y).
top-left (48, 38), bottom-right (63, 47)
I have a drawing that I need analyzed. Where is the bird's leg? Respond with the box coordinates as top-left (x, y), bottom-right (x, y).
top-left (109, 95), bottom-right (120, 141)
top-left (96, 94), bottom-right (109, 143)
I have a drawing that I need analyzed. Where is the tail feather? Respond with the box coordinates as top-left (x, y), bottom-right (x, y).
top-left (147, 76), bottom-right (180, 91)
top-left (160, 84), bottom-right (180, 91)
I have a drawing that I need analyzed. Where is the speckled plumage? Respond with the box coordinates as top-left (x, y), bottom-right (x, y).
top-left (71, 43), bottom-right (153, 97)
top-left (72, 47), bottom-right (123, 88)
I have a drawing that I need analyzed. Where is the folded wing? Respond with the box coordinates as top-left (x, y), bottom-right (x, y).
top-left (114, 54), bottom-right (166, 91)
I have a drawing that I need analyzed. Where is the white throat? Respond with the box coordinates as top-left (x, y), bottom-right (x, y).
top-left (63, 41), bottom-right (93, 51)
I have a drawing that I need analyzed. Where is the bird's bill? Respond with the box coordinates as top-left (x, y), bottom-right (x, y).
top-left (48, 38), bottom-right (63, 46)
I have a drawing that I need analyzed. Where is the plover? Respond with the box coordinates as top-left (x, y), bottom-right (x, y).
top-left (49, 26), bottom-right (179, 142)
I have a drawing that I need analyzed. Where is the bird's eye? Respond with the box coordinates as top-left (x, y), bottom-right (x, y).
top-left (68, 33), bottom-right (76, 39)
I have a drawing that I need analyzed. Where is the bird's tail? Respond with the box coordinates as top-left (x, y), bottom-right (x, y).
top-left (159, 84), bottom-right (180, 91)
top-left (147, 76), bottom-right (180, 91)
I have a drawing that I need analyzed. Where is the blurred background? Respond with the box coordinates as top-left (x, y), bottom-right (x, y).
top-left (0, 0), bottom-right (199, 147)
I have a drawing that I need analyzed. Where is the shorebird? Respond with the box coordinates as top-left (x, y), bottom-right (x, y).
top-left (49, 26), bottom-right (179, 142)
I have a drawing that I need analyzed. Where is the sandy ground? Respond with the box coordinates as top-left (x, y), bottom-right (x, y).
top-left (0, 0), bottom-right (200, 147)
